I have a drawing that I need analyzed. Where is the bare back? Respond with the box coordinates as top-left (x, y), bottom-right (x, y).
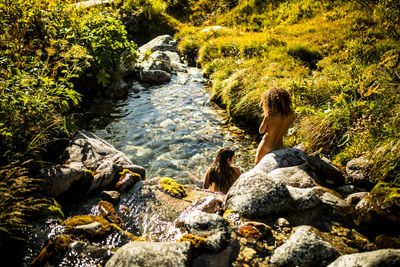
top-left (255, 111), bottom-right (295, 164)
top-left (203, 166), bottom-right (241, 194)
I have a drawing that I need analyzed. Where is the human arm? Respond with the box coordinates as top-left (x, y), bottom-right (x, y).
top-left (259, 116), bottom-right (269, 134)
top-left (203, 168), bottom-right (211, 189)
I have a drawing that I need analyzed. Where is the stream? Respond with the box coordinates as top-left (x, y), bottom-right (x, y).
top-left (84, 68), bottom-right (258, 186)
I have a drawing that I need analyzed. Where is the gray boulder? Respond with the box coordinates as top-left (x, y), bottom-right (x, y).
top-left (139, 70), bottom-right (171, 84)
top-left (346, 157), bottom-right (374, 189)
top-left (105, 241), bottom-right (192, 267)
top-left (104, 79), bottom-right (130, 99)
top-left (252, 148), bottom-right (308, 174)
top-left (40, 131), bottom-right (145, 197)
top-left (327, 249), bottom-right (400, 267)
top-left (138, 35), bottom-right (178, 54)
top-left (270, 226), bottom-right (341, 266)
top-left (268, 164), bottom-right (317, 188)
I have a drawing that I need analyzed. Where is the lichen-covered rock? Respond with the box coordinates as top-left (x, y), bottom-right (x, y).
top-left (105, 241), bottom-right (192, 267)
top-left (345, 192), bottom-right (369, 205)
top-left (327, 249), bottom-right (400, 267)
top-left (226, 171), bottom-right (292, 219)
top-left (183, 210), bottom-right (230, 252)
top-left (252, 148), bottom-right (308, 174)
top-left (159, 177), bottom-right (187, 198)
top-left (116, 169), bottom-right (142, 193)
top-left (270, 226), bottom-right (341, 266)
top-left (346, 157), bottom-right (374, 189)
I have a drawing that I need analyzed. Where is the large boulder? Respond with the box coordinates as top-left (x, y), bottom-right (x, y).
top-left (266, 164), bottom-right (317, 188)
top-left (105, 241), bottom-right (192, 267)
top-left (138, 35), bottom-right (178, 54)
top-left (346, 156), bottom-right (374, 189)
top-left (40, 131), bottom-right (145, 197)
top-left (270, 226), bottom-right (342, 266)
top-left (327, 249), bottom-right (400, 267)
top-left (252, 148), bottom-right (308, 174)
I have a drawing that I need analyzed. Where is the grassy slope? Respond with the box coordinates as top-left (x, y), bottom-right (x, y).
top-left (175, 0), bottom-right (400, 186)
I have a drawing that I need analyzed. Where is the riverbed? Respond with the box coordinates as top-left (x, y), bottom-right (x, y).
top-left (84, 68), bottom-right (257, 186)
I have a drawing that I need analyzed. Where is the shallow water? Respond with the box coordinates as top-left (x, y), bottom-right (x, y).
top-left (85, 68), bottom-right (257, 185)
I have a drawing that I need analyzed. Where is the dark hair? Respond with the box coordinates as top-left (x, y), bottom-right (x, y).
top-left (260, 87), bottom-right (294, 117)
top-left (208, 147), bottom-right (236, 194)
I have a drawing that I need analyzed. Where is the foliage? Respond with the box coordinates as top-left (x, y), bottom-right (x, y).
top-left (175, 0), bottom-right (400, 184)
top-left (0, 161), bottom-right (48, 241)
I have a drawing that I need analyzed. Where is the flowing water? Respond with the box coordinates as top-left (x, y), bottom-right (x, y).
top-left (84, 68), bottom-right (258, 185)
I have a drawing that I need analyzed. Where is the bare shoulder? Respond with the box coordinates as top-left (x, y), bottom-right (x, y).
top-left (233, 166), bottom-right (241, 176)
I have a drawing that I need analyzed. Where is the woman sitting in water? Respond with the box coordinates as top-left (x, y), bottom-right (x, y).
top-left (255, 86), bottom-right (295, 165)
top-left (203, 147), bottom-right (241, 194)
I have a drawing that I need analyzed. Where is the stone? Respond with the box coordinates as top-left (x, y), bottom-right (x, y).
top-left (306, 154), bottom-right (346, 186)
top-left (105, 241), bottom-right (192, 267)
top-left (40, 165), bottom-right (86, 197)
top-left (335, 185), bottom-right (356, 197)
top-left (183, 210), bottom-right (230, 252)
top-left (266, 164), bottom-right (317, 188)
top-left (101, 191), bottom-right (120, 205)
top-left (138, 35), bottom-right (178, 55)
top-left (116, 172), bottom-right (141, 193)
top-left (139, 70), bottom-right (171, 84)
top-left (226, 171), bottom-right (292, 219)
top-left (346, 157), bottom-right (374, 189)
top-left (327, 249), bottom-right (400, 267)
top-left (376, 234), bottom-right (400, 249)
top-left (252, 148), bottom-right (308, 175)
top-left (237, 221), bottom-right (273, 241)
top-left (345, 192), bottom-right (369, 205)
top-left (104, 79), bottom-right (130, 99)
top-left (270, 226), bottom-right (341, 266)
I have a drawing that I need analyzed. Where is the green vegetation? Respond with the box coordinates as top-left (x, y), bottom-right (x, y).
top-left (0, 0), bottom-right (137, 243)
top-left (159, 177), bottom-right (187, 198)
top-left (173, 0), bottom-right (400, 187)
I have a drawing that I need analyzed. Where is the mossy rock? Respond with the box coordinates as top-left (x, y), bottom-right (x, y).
top-left (178, 233), bottom-right (207, 249)
top-left (63, 215), bottom-right (112, 236)
top-left (159, 177), bottom-right (187, 198)
top-left (31, 235), bottom-right (72, 266)
top-left (371, 182), bottom-right (400, 215)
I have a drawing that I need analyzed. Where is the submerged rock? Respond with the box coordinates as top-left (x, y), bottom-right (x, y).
top-left (105, 241), bottom-right (192, 267)
top-left (327, 249), bottom-right (400, 267)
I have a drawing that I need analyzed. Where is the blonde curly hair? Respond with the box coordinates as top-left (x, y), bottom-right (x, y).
top-left (260, 87), bottom-right (294, 117)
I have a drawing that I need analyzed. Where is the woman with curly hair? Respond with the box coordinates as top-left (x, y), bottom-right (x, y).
top-left (255, 87), bottom-right (295, 164)
top-left (203, 147), bottom-right (241, 194)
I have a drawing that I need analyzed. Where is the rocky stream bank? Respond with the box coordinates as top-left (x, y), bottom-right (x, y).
top-left (24, 35), bottom-right (400, 266)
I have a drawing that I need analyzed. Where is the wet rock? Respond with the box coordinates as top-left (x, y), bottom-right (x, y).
top-left (346, 157), bottom-right (374, 189)
top-left (183, 210), bottom-right (230, 252)
top-left (139, 69), bottom-right (171, 84)
top-left (345, 192), bottom-right (369, 205)
top-left (270, 226), bottom-right (341, 266)
top-left (101, 190), bottom-right (120, 205)
top-left (267, 164), bottom-right (317, 188)
top-left (116, 170), bottom-right (142, 193)
top-left (97, 201), bottom-right (124, 227)
top-left (119, 178), bottom-right (225, 241)
top-left (275, 218), bottom-right (290, 229)
top-left (104, 79), bottom-right (130, 99)
top-left (327, 249), bottom-right (400, 267)
top-left (237, 221), bottom-right (273, 242)
top-left (335, 185), bottom-right (356, 197)
top-left (252, 148), bottom-right (308, 174)
top-left (105, 241), bottom-right (192, 267)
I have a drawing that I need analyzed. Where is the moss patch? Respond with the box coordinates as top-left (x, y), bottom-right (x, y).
top-left (178, 233), bottom-right (207, 249)
top-left (159, 177), bottom-right (187, 198)
top-left (31, 235), bottom-right (72, 266)
top-left (371, 182), bottom-right (400, 215)
top-left (98, 201), bottom-right (124, 228)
